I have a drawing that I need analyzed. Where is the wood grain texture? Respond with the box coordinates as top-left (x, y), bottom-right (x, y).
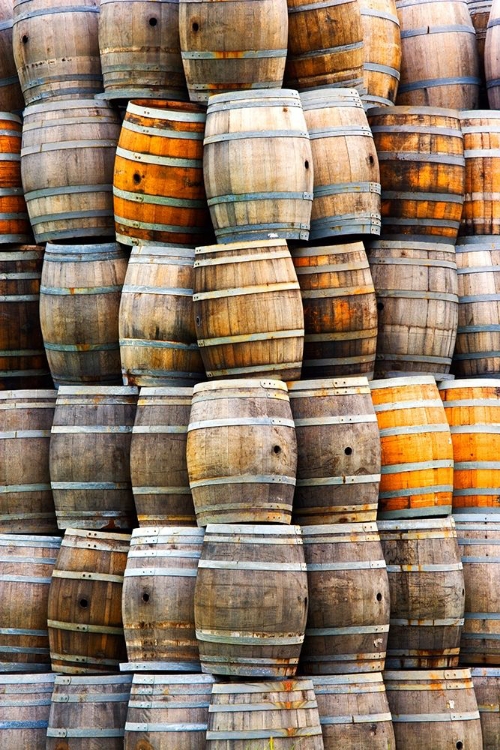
top-left (0, 113), bottom-right (31, 243)
top-left (360, 0), bottom-right (402, 108)
top-left (471, 668), bottom-right (500, 749)
top-left (0, 0), bottom-right (24, 113)
top-left (485, 0), bottom-right (500, 108)
top-left (0, 674), bottom-right (54, 750)
top-left (460, 110), bottom-right (500, 235)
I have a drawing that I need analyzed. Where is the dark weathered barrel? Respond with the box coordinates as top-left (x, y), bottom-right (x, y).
top-left (0, 673), bottom-right (55, 749)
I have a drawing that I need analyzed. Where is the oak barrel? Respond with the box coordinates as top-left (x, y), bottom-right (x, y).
top-left (0, 0), bottom-right (24, 113)
top-left (203, 89), bottom-right (313, 243)
top-left (460, 110), bottom-right (500, 235)
top-left (0, 673), bottom-right (54, 749)
top-left (122, 526), bottom-right (203, 671)
top-left (130, 387), bottom-right (196, 526)
top-left (468, 0), bottom-right (492, 81)
top-left (119, 244), bottom-right (205, 387)
top-left (471, 668), bottom-right (500, 749)
top-left (0, 112), bottom-right (31, 243)
top-left (40, 242), bottom-right (127, 387)
top-left (194, 524), bottom-right (308, 677)
top-left (300, 523), bottom-right (390, 674)
top-left (360, 0), bottom-right (402, 108)
top-left (47, 528), bottom-right (130, 674)
top-left (186, 379), bottom-right (297, 525)
top-left (288, 378), bottom-right (381, 525)
top-left (179, 0), bottom-right (288, 102)
top-left (485, 0), bottom-right (500, 108)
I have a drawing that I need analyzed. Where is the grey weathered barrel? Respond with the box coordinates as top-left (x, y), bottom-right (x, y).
top-left (471, 667), bottom-right (500, 748)
top-left (0, 673), bottom-right (55, 749)
top-left (0, 0), bottom-right (24, 112)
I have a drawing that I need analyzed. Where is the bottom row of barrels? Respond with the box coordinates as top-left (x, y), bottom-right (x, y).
top-left (1, 669), bottom-right (496, 749)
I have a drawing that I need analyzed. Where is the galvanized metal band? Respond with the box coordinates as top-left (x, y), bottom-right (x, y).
top-left (375, 151), bottom-right (465, 166)
top-left (132, 425), bottom-right (187, 434)
top-left (28, 208), bottom-right (112, 226)
top-left (300, 285), bottom-right (375, 298)
top-left (370, 257), bottom-right (457, 269)
top-left (0, 429), bottom-right (50, 439)
top-left (0, 294), bottom-right (39, 302)
top-left (127, 101), bottom-right (206, 123)
top-left (43, 342), bottom-right (119, 353)
top-left (120, 340), bottom-right (197, 353)
top-left (310, 214), bottom-right (381, 234)
top-left (287, 40), bottom-right (363, 61)
top-left (306, 561), bottom-right (385, 572)
top-left (459, 294), bottom-right (500, 304)
top-left (379, 505), bottom-right (453, 519)
top-left (455, 326), bottom-right (500, 335)
top-left (120, 118), bottom-right (203, 141)
top-left (313, 181), bottom-right (380, 197)
top-left (24, 184), bottom-right (112, 202)
top-left (297, 473), bottom-right (380, 487)
top-left (208, 700), bottom-right (318, 714)
top-left (51, 692), bottom-right (129, 704)
top-left (198, 560), bottom-right (305, 572)
top-left (194, 249), bottom-right (290, 266)
top-left (457, 267), bottom-right (500, 277)
top-left (0, 721), bottom-right (49, 729)
top-left (321, 712), bottom-right (392, 725)
top-left (51, 570), bottom-right (124, 583)
top-left (374, 398), bottom-right (444, 413)
top-left (0, 187), bottom-right (24, 197)
top-left (0, 625), bottom-right (47, 638)
top-left (114, 215), bottom-right (210, 235)
top-left (214, 221), bottom-right (310, 238)
top-left (0, 574), bottom-right (52, 583)
top-left (125, 567), bottom-right (197, 577)
top-left (487, 15), bottom-right (500, 27)
top-left (288, 0), bottom-right (355, 11)
top-left (114, 146), bottom-right (202, 169)
top-left (202, 528), bottom-right (300, 542)
top-left (0, 483), bottom-right (51, 493)
top-left (374, 289), bottom-right (458, 302)
top-left (51, 425), bottom-right (132, 434)
top-left (120, 661), bottom-right (202, 672)
top-left (378, 422), bottom-right (451, 437)
top-left (381, 459), bottom-right (454, 474)
top-left (390, 617), bottom-right (464, 626)
top-left (182, 48), bottom-right (287, 60)
top-left (294, 414), bottom-right (376, 427)
top-left (398, 77), bottom-right (480, 93)
top-left (206, 728), bottom-right (322, 740)
top-left (128, 548), bottom-right (200, 558)
top-left (308, 126), bottom-right (374, 139)
top-left (22, 139), bottom-right (116, 156)
top-left (125, 722), bottom-right (206, 732)
top-left (294, 260), bottom-right (369, 275)
top-left (196, 629), bottom-right (304, 646)
top-left (132, 487), bottom-right (191, 497)
top-left (121, 284), bottom-right (192, 296)
top-left (453, 352), bottom-right (500, 361)
top-left (128, 700), bottom-right (209, 710)
top-left (464, 612), bottom-right (500, 619)
top-left (47, 729), bottom-right (124, 738)
top-left (0, 19), bottom-right (12, 30)
top-left (52, 482), bottom-right (130, 493)
top-left (448, 424), bottom-right (500, 434)
top-left (0, 153), bottom-right (19, 162)
top-left (386, 563), bottom-right (462, 572)
top-left (207, 190), bottom-right (312, 206)
top-left (113, 186), bottom-right (205, 209)
top-left (454, 461), bottom-right (500, 471)
top-left (307, 625), bottom-right (389, 639)
top-left (380, 484), bottom-right (453, 500)
top-left (204, 130), bottom-right (308, 145)
top-left (400, 24), bottom-right (476, 37)
top-left (40, 283), bottom-right (121, 296)
top-left (14, 4), bottom-right (99, 21)
top-left (391, 711), bottom-right (480, 723)
top-left (47, 619), bottom-right (123, 635)
top-left (364, 63), bottom-right (401, 78)
top-left (188, 416), bottom-right (295, 431)
top-left (303, 355), bottom-right (374, 367)
top-left (197, 329), bottom-right (303, 348)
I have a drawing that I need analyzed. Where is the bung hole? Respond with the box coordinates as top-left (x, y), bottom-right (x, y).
top-left (304, 160), bottom-right (310, 169)
top-left (192, 21), bottom-right (199, 31)
top-left (273, 445), bottom-right (282, 454)
top-left (456, 743), bottom-right (463, 750)
top-left (133, 173), bottom-right (141, 184)
top-left (142, 592), bottom-right (150, 603)
top-left (344, 446), bottom-right (353, 456)
top-left (377, 302), bottom-right (384, 311)
top-left (148, 16), bottom-right (158, 26)
top-left (79, 598), bottom-right (89, 608)
top-left (376, 592), bottom-right (382, 602)
top-left (22, 34), bottom-right (29, 43)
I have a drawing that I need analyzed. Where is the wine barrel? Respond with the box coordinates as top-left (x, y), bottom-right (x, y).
top-left (203, 89), bottom-right (313, 243)
top-left (370, 376), bottom-right (454, 518)
top-left (312, 674), bottom-right (396, 750)
top-left (122, 526), bottom-right (203, 671)
top-left (485, 0), bottom-right (500, 108)
top-left (186, 379), bottom-right (297, 525)
top-left (179, 0), bottom-right (288, 102)
top-left (130, 387), bottom-right (196, 526)
top-left (46, 674), bottom-right (132, 750)
top-left (460, 111), bottom-right (500, 235)
top-left (468, 0), bottom-right (492, 78)
top-left (47, 528), bottom-right (130, 674)
top-left (384, 669), bottom-right (483, 749)
top-left (119, 245), bottom-right (205, 387)
top-left (0, 534), bottom-right (61, 672)
top-left (300, 88), bottom-right (381, 240)
top-left (368, 239), bottom-right (459, 377)
top-left (0, 673), bottom-right (54, 749)
top-left (285, 0), bottom-right (364, 91)
top-left (288, 378), bottom-right (381, 525)
top-left (453, 237), bottom-right (500, 377)
top-left (193, 240), bottom-right (304, 381)
top-left (0, 112), bottom-right (31, 243)
top-left (378, 517), bottom-right (465, 669)
top-left (367, 106), bottom-right (465, 241)
top-left (0, 0), bottom-right (24, 113)
top-left (206, 680), bottom-right (324, 749)
top-left (50, 386), bottom-right (138, 531)
top-left (300, 523), bottom-right (390, 674)
top-left (291, 242), bottom-right (377, 380)
top-left (21, 99), bottom-right (120, 243)
top-left (113, 99), bottom-right (213, 248)
top-left (395, 0), bottom-right (480, 108)
top-left (194, 524), bottom-right (308, 677)
top-left (471, 668), bottom-right (500, 749)
top-left (360, 0), bottom-right (402, 108)
top-left (98, 0), bottom-right (188, 100)
top-left (40, 242), bottom-right (127, 387)
top-left (124, 674), bottom-right (214, 750)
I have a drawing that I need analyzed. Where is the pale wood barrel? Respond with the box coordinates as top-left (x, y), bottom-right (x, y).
top-left (130, 387), bottom-right (196, 526)
top-left (119, 245), bottom-right (205, 387)
top-left (203, 89), bottom-right (313, 243)
top-left (311, 674), bottom-right (396, 750)
top-left (206, 680), bottom-right (324, 749)
top-left (468, 0), bottom-right (492, 80)
top-left (0, 0), bottom-right (24, 113)
top-left (291, 242), bottom-right (377, 380)
top-left (47, 528), bottom-right (130, 674)
top-left (50, 386), bottom-right (138, 531)
top-left (40, 242), bottom-right (127, 387)
top-left (0, 112), bottom-right (31, 243)
top-left (460, 111), bottom-right (500, 236)
top-left (485, 0), bottom-right (500, 108)
top-left (46, 674), bottom-right (132, 749)
top-left (186, 379), bottom-right (297, 525)
top-left (360, 0), bottom-right (402, 108)
top-left (471, 668), bottom-right (500, 749)
top-left (194, 524), bottom-right (308, 677)
top-left (300, 523), bottom-right (390, 674)
top-left (368, 239), bottom-right (459, 377)
top-left (122, 526), bottom-right (203, 671)
top-left (288, 378), bottom-right (381, 525)
top-left (0, 673), bottom-right (55, 749)
top-left (179, 0), bottom-right (288, 103)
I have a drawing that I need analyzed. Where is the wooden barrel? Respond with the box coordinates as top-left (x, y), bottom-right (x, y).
top-left (12, 0), bottom-right (102, 105)
top-left (122, 526), bottom-right (203, 671)
top-left (130, 387), bottom-right (196, 526)
top-left (0, 0), bottom-right (24, 113)
top-left (439, 379), bottom-right (500, 512)
top-left (367, 106), bottom-right (465, 241)
top-left (360, 0), bottom-right (402, 108)
top-left (124, 674), bottom-right (214, 750)
top-left (285, 0), bottom-right (364, 91)
top-left (384, 669), bottom-right (483, 749)
top-left (113, 99), bottom-right (213, 248)
top-left (468, 0), bottom-right (492, 77)
top-left (300, 88), bottom-right (381, 240)
top-left (203, 89), bottom-right (313, 243)
top-left (98, 0), bottom-right (188, 100)
top-left (485, 0), bottom-right (500, 108)
top-left (460, 111), bottom-right (500, 236)
top-left (368, 239), bottom-right (459, 377)
top-left (0, 673), bottom-right (54, 749)
top-left (194, 524), bottom-right (308, 677)
top-left (47, 528), bottom-right (130, 674)
top-left (0, 390), bottom-right (57, 533)
top-left (49, 386), bottom-right (138, 531)
top-left (206, 680), bottom-right (324, 749)
top-left (453, 237), bottom-right (500, 377)
top-left (395, 0), bottom-right (480, 108)
top-left (300, 523), bottom-right (390, 674)
top-left (119, 245), bottom-right (205, 387)
top-left (46, 674), bottom-right (132, 749)
top-left (21, 99), bottom-right (120, 243)
top-left (288, 378), bottom-right (381, 524)
top-left (40, 242), bottom-right (127, 387)
top-left (291, 242), bottom-right (378, 380)
top-left (193, 240), bottom-right (304, 381)
top-left (0, 534), bottom-right (61, 672)
top-left (186, 380), bottom-right (297, 525)
top-left (0, 112), bottom-right (31, 243)
top-left (454, 514), bottom-right (500, 665)
top-left (0, 246), bottom-right (52, 390)
top-left (370, 376), bottom-right (454, 518)
top-left (179, 0), bottom-right (288, 103)
top-left (471, 668), bottom-right (500, 749)
top-left (378, 517), bottom-right (465, 669)
top-left (311, 674), bottom-right (396, 749)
